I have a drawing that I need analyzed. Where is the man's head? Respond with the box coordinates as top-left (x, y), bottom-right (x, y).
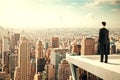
top-left (102, 21), bottom-right (106, 26)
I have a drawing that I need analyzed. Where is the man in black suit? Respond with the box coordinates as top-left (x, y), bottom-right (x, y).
top-left (98, 21), bottom-right (109, 63)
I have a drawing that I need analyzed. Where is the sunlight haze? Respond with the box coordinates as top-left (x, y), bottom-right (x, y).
top-left (0, 0), bottom-right (120, 29)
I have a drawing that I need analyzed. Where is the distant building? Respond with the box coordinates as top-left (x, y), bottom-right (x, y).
top-left (50, 48), bottom-right (69, 80)
top-left (35, 39), bottom-right (45, 73)
top-left (35, 39), bottom-right (44, 58)
top-left (10, 33), bottom-right (20, 51)
top-left (2, 37), bottom-right (9, 52)
top-left (68, 76), bottom-right (73, 80)
top-left (44, 64), bottom-right (55, 80)
top-left (2, 36), bottom-right (10, 73)
top-left (45, 42), bottom-right (49, 49)
top-left (81, 38), bottom-right (95, 55)
top-left (58, 59), bottom-right (71, 80)
top-left (9, 53), bottom-right (18, 79)
top-left (45, 49), bottom-right (51, 64)
top-left (14, 67), bottom-right (21, 80)
top-left (37, 58), bottom-right (45, 73)
top-left (34, 73), bottom-right (42, 80)
top-left (110, 44), bottom-right (116, 54)
top-left (115, 41), bottom-right (120, 54)
top-left (72, 44), bottom-right (81, 55)
top-left (30, 59), bottom-right (36, 80)
top-left (52, 37), bottom-right (59, 48)
top-left (0, 71), bottom-right (11, 80)
top-left (0, 39), bottom-right (2, 59)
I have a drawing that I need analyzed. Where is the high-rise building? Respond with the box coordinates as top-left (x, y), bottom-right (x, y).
top-left (18, 37), bottom-right (31, 80)
top-left (0, 72), bottom-right (11, 80)
top-left (2, 36), bottom-right (10, 73)
top-left (45, 42), bottom-right (49, 49)
top-left (2, 36), bottom-right (10, 56)
top-left (81, 38), bottom-right (95, 55)
top-left (0, 39), bottom-right (2, 59)
top-left (9, 53), bottom-right (18, 79)
top-left (58, 59), bottom-right (71, 80)
top-left (115, 41), bottom-right (120, 53)
top-left (44, 64), bottom-right (55, 80)
top-left (14, 67), bottom-right (21, 80)
top-left (52, 37), bottom-right (59, 48)
top-left (48, 64), bottom-right (55, 80)
top-left (41, 71), bottom-right (47, 80)
top-left (68, 76), bottom-right (73, 80)
top-left (110, 43), bottom-right (116, 54)
top-left (50, 48), bottom-right (69, 80)
top-left (35, 39), bottom-right (44, 58)
top-left (10, 33), bottom-right (20, 51)
top-left (72, 44), bottom-right (81, 55)
top-left (35, 39), bottom-right (45, 73)
top-left (36, 58), bottom-right (45, 73)
top-left (34, 73), bottom-right (42, 80)
top-left (34, 71), bottom-right (48, 80)
top-left (0, 59), bottom-right (2, 71)
top-left (30, 59), bottom-right (36, 80)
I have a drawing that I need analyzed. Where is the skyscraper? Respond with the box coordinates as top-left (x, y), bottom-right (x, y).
top-left (2, 36), bottom-right (10, 73)
top-left (9, 53), bottom-right (18, 79)
top-left (44, 64), bottom-right (55, 80)
top-left (0, 72), bottom-right (11, 80)
top-left (58, 59), bottom-right (71, 80)
top-left (72, 44), bottom-right (81, 55)
top-left (18, 37), bottom-right (31, 80)
top-left (35, 39), bottom-right (44, 58)
top-left (115, 41), bottom-right (120, 53)
top-left (50, 48), bottom-right (69, 80)
top-left (10, 33), bottom-right (20, 52)
top-left (81, 38), bottom-right (95, 55)
top-left (0, 39), bottom-right (2, 59)
top-left (14, 67), bottom-right (21, 80)
top-left (52, 37), bottom-right (59, 48)
top-left (111, 43), bottom-right (116, 54)
top-left (34, 73), bottom-right (42, 80)
top-left (35, 39), bottom-right (45, 73)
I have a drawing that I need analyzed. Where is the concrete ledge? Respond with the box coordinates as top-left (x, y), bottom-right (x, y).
top-left (66, 54), bottom-right (120, 80)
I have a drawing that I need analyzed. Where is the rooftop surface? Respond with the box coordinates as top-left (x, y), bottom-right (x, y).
top-left (66, 54), bottom-right (120, 80)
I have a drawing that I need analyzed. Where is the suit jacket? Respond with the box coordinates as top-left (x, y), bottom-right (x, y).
top-left (98, 27), bottom-right (109, 45)
top-left (98, 27), bottom-right (110, 54)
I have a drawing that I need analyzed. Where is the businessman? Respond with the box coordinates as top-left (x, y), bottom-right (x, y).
top-left (98, 21), bottom-right (109, 63)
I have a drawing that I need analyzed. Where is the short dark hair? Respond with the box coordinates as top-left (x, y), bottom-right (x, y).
top-left (102, 21), bottom-right (106, 26)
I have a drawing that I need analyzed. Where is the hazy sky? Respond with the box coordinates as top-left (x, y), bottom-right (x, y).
top-left (0, 0), bottom-right (120, 29)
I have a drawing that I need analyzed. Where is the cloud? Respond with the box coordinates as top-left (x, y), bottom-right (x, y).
top-left (110, 1), bottom-right (120, 6)
top-left (65, 2), bottom-right (78, 8)
top-left (81, 0), bottom-right (103, 10)
top-left (81, 2), bottom-right (101, 9)
top-left (65, 5), bottom-right (75, 8)
top-left (81, 0), bottom-right (120, 10)
top-left (71, 3), bottom-right (78, 6)
top-left (85, 13), bottom-right (96, 20)
top-left (96, 0), bottom-right (120, 6)
top-left (112, 8), bottom-right (120, 14)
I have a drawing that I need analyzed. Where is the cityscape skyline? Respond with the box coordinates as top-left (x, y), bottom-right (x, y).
top-left (0, 25), bottom-right (120, 80)
top-left (0, 0), bottom-right (120, 80)
top-left (0, 0), bottom-right (120, 29)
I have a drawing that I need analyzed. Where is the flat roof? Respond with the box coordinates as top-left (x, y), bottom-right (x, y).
top-left (66, 54), bottom-right (120, 80)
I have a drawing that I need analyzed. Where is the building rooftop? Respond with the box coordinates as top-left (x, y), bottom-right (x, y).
top-left (66, 54), bottom-right (120, 80)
